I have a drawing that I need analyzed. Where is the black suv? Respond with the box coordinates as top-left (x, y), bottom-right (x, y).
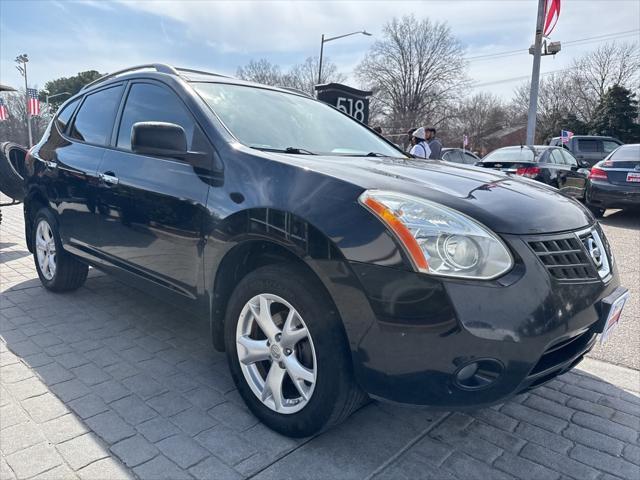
top-left (23, 64), bottom-right (627, 437)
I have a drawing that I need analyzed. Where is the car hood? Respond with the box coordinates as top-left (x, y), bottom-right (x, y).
top-left (269, 154), bottom-right (593, 235)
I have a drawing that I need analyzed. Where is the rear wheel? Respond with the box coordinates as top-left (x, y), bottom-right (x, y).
top-left (224, 264), bottom-right (366, 437)
top-left (33, 208), bottom-right (88, 292)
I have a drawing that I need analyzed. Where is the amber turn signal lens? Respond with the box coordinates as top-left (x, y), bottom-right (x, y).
top-left (362, 196), bottom-right (429, 272)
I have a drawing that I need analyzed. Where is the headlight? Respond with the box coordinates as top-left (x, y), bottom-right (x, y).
top-left (359, 190), bottom-right (513, 279)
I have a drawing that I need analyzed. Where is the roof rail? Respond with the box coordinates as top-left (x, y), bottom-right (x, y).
top-left (276, 86), bottom-right (313, 98)
top-left (174, 67), bottom-right (230, 79)
top-left (81, 63), bottom-right (179, 91)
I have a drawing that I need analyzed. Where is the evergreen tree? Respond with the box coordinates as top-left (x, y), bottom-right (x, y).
top-left (589, 85), bottom-right (640, 143)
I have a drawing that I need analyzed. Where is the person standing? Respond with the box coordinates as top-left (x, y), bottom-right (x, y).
top-left (425, 127), bottom-right (442, 159)
top-left (409, 127), bottom-right (431, 159)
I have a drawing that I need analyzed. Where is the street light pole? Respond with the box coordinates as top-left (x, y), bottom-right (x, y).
top-left (525, 0), bottom-right (546, 146)
top-left (43, 91), bottom-right (71, 114)
top-left (317, 30), bottom-right (371, 85)
top-left (15, 54), bottom-right (33, 147)
top-left (318, 34), bottom-right (325, 85)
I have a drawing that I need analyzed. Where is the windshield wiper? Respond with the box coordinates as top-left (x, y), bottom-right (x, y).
top-left (364, 152), bottom-right (388, 157)
top-left (253, 146), bottom-right (316, 155)
top-left (284, 147), bottom-right (316, 155)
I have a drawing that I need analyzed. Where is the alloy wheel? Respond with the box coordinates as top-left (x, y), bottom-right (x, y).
top-left (35, 219), bottom-right (56, 280)
top-left (236, 293), bottom-right (317, 414)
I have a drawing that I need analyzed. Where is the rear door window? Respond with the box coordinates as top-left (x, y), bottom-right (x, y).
top-left (70, 85), bottom-right (124, 146)
top-left (116, 82), bottom-right (207, 151)
top-left (577, 139), bottom-right (602, 153)
top-left (550, 150), bottom-right (566, 165)
top-left (463, 152), bottom-right (478, 164)
top-left (561, 149), bottom-right (578, 167)
top-left (443, 150), bottom-right (464, 163)
top-left (55, 98), bottom-right (80, 133)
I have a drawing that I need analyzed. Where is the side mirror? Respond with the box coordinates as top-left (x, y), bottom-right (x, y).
top-left (132, 122), bottom-right (188, 159)
top-left (578, 159), bottom-right (590, 168)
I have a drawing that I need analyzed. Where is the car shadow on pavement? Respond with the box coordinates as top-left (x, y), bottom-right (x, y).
top-left (2, 274), bottom-right (640, 480)
top-left (600, 209), bottom-right (640, 231)
top-left (0, 250), bottom-right (31, 263)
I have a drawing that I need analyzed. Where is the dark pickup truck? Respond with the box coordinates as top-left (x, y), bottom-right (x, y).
top-left (549, 135), bottom-right (623, 167)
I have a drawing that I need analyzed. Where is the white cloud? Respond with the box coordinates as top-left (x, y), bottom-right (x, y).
top-left (115, 0), bottom-right (639, 96)
top-left (2, 1), bottom-right (638, 99)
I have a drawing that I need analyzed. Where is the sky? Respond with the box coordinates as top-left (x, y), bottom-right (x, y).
top-left (1, 0), bottom-right (639, 99)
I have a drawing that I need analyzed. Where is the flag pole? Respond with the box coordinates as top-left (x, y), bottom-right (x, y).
top-left (525, 0), bottom-right (546, 146)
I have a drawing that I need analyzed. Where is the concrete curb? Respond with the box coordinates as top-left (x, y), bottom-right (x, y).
top-left (577, 357), bottom-right (640, 394)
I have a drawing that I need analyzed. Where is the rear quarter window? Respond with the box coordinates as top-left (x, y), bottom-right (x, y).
top-left (55, 98), bottom-right (80, 133)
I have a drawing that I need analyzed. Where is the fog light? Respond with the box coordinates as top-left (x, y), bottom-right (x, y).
top-left (454, 359), bottom-right (503, 390)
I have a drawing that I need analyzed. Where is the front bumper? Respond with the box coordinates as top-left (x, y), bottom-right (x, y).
top-left (343, 227), bottom-right (621, 407)
top-left (587, 180), bottom-right (640, 209)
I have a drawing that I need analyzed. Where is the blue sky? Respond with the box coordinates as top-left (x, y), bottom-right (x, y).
top-left (1, 0), bottom-right (639, 98)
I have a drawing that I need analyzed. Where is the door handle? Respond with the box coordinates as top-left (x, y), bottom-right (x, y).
top-left (99, 172), bottom-right (119, 185)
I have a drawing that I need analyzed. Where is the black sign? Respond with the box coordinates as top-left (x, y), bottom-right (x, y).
top-left (315, 83), bottom-right (372, 125)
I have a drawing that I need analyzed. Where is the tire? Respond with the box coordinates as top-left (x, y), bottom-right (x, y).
top-left (0, 142), bottom-right (28, 201)
top-left (32, 208), bottom-right (88, 292)
top-left (588, 206), bottom-right (605, 218)
top-left (224, 264), bottom-right (367, 437)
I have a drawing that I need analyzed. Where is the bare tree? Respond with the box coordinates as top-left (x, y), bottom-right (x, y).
top-left (568, 42), bottom-right (640, 121)
top-left (284, 57), bottom-right (346, 96)
top-left (0, 91), bottom-right (48, 146)
top-left (236, 59), bottom-right (284, 86)
top-left (356, 15), bottom-right (467, 133)
top-left (236, 57), bottom-right (345, 95)
top-left (444, 92), bottom-right (507, 148)
top-left (511, 72), bottom-right (579, 142)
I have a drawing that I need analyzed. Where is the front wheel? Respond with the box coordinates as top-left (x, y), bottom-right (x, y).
top-left (33, 208), bottom-right (88, 292)
top-left (588, 206), bottom-right (605, 218)
top-left (224, 264), bottom-right (366, 437)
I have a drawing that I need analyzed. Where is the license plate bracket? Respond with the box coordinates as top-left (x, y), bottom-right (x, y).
top-left (596, 287), bottom-right (629, 344)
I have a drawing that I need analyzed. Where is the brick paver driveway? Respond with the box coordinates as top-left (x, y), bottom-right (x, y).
top-left (1, 202), bottom-right (639, 480)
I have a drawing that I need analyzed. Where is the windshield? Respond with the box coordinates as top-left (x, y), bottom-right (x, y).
top-left (482, 148), bottom-right (536, 163)
top-left (193, 82), bottom-right (403, 157)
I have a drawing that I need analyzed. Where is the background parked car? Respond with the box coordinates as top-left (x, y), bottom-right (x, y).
top-left (478, 145), bottom-right (590, 199)
top-left (549, 135), bottom-right (623, 167)
top-left (441, 148), bottom-right (480, 165)
top-left (585, 144), bottom-right (640, 217)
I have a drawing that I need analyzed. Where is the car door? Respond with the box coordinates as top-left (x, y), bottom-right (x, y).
top-left (48, 84), bottom-right (125, 256)
top-left (95, 80), bottom-right (212, 298)
top-left (559, 149), bottom-right (587, 199)
top-left (548, 149), bottom-right (570, 191)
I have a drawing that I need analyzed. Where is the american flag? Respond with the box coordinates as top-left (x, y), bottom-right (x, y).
top-left (0, 98), bottom-right (8, 121)
top-left (561, 129), bottom-right (574, 144)
top-left (27, 88), bottom-right (40, 116)
top-left (543, 0), bottom-right (561, 37)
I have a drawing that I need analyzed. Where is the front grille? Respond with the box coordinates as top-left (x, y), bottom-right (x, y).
top-left (528, 235), bottom-right (599, 282)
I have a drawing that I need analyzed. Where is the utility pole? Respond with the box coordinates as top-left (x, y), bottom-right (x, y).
top-left (525, 0), bottom-right (546, 146)
top-left (15, 54), bottom-right (33, 147)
